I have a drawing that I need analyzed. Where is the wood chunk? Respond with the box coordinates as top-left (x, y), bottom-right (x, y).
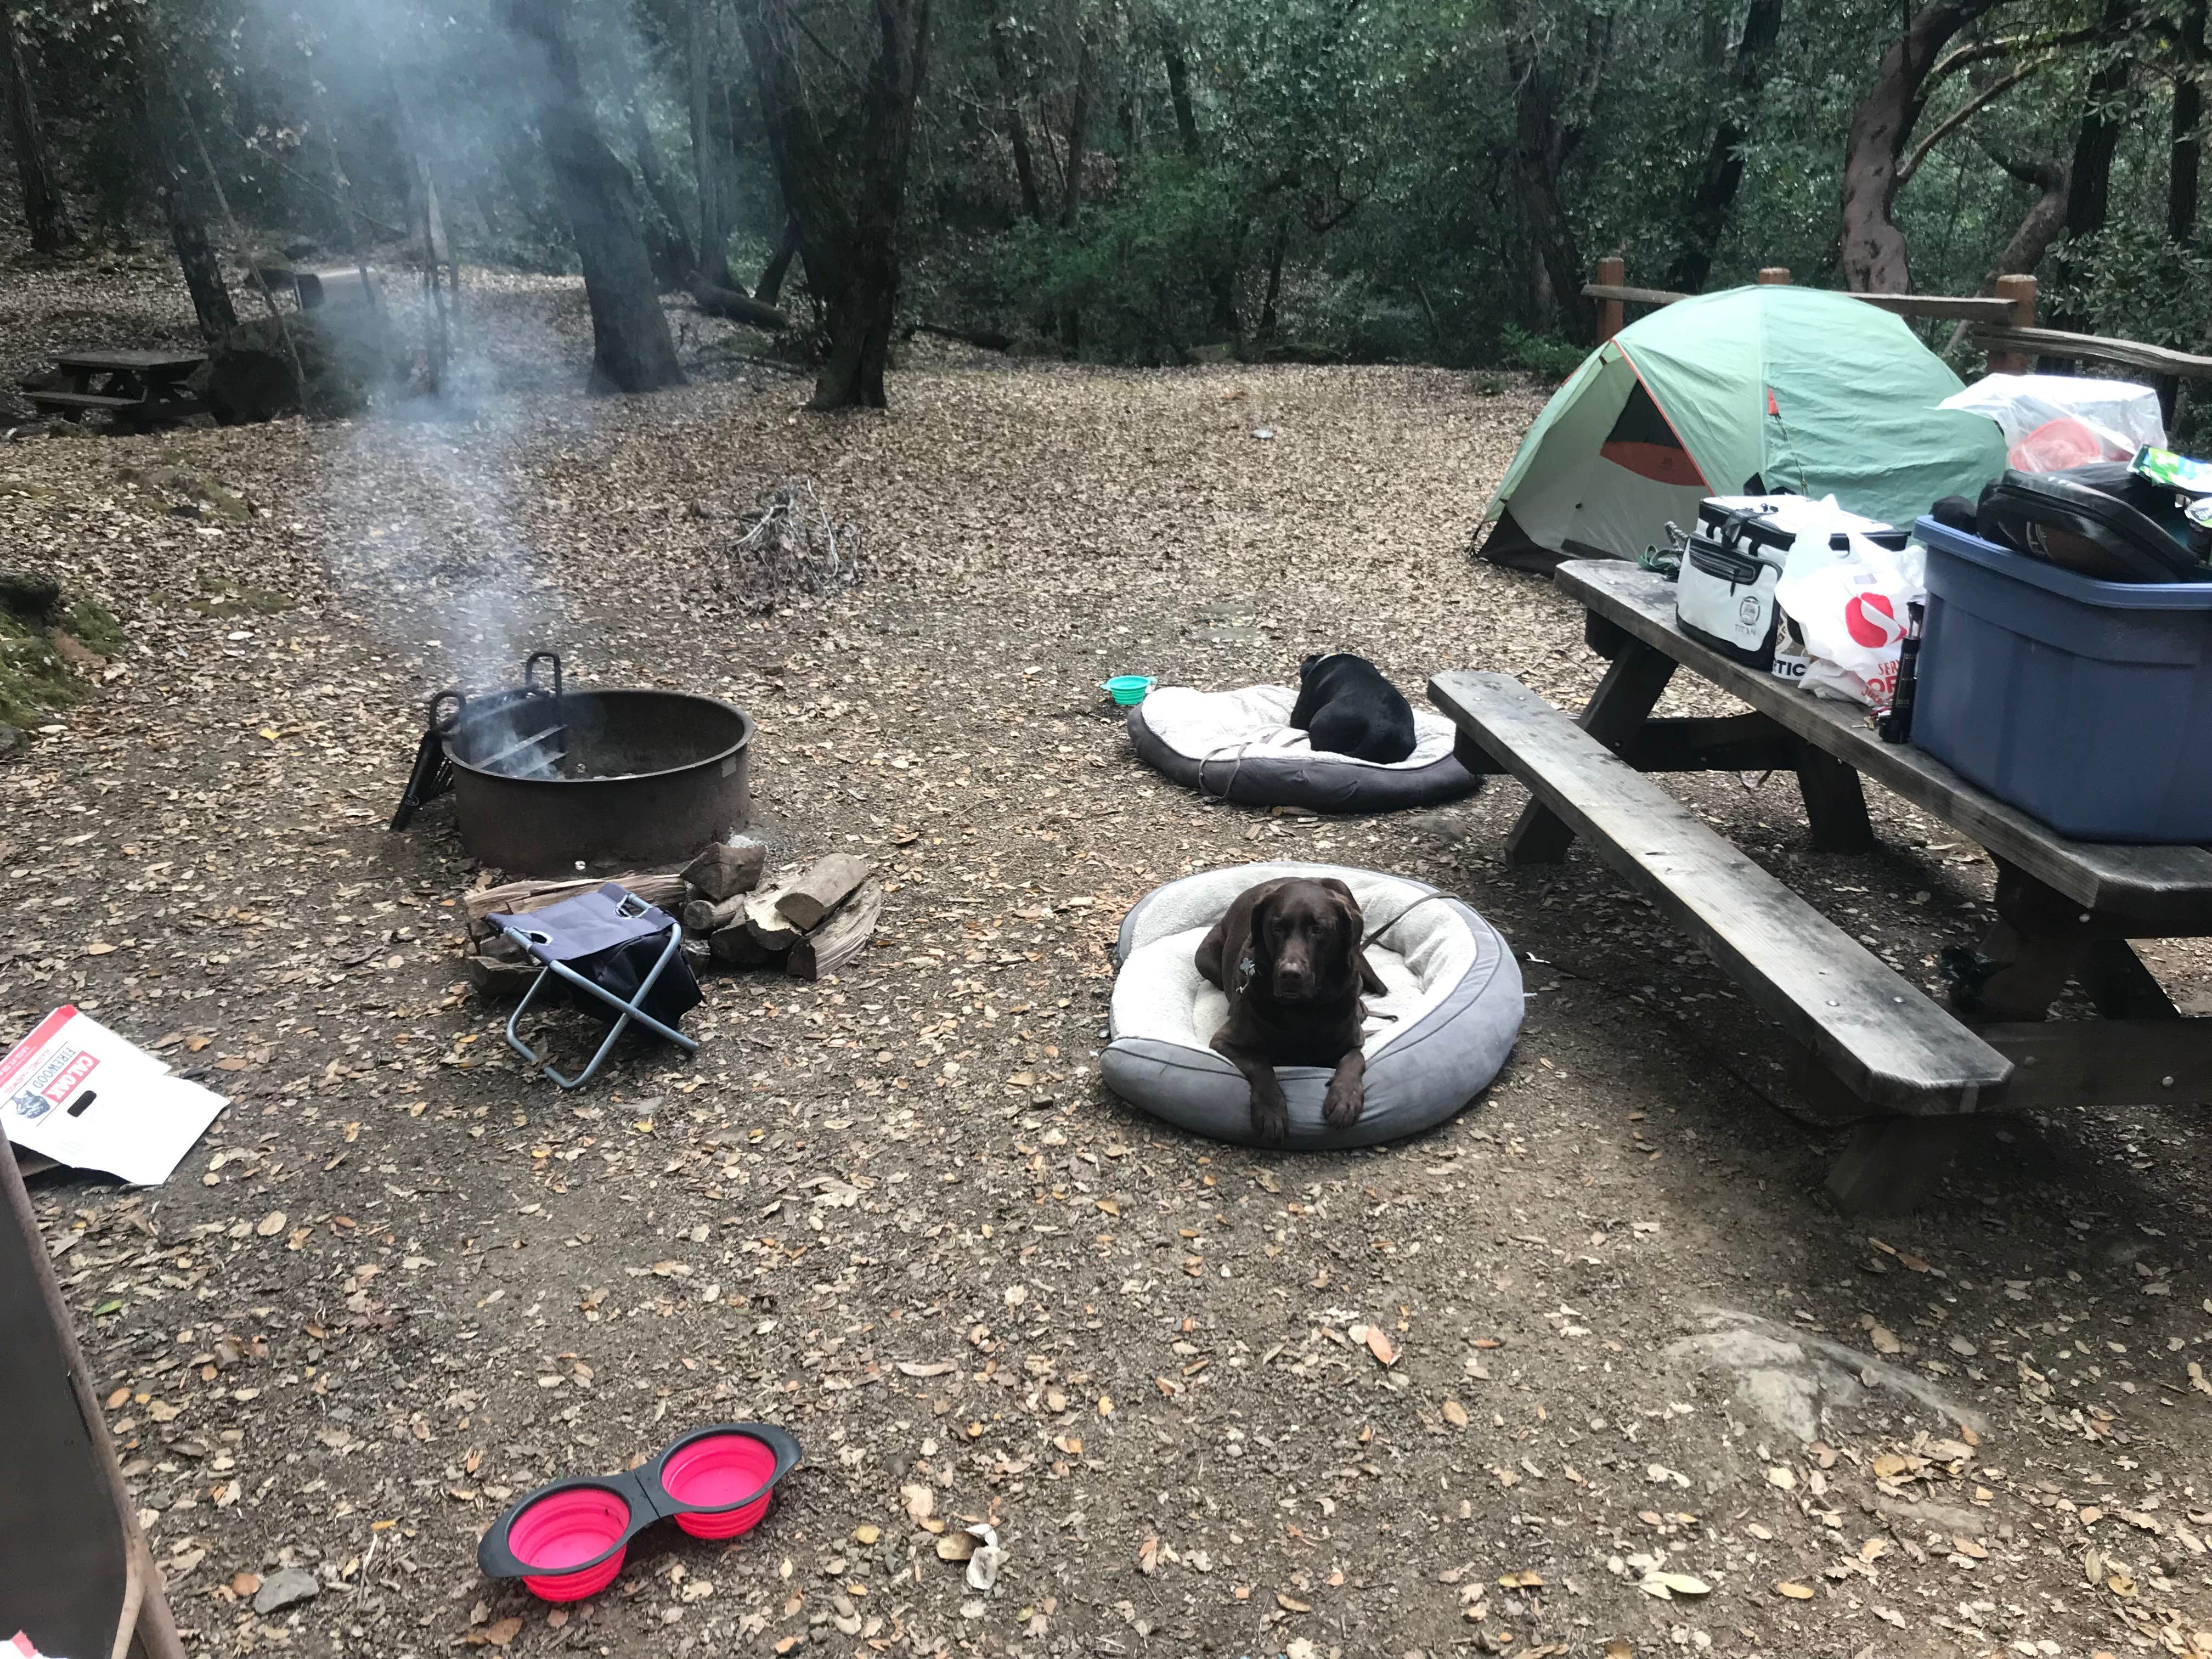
top-left (787, 877), bottom-right (883, 981)
top-left (464, 871), bottom-right (685, 925)
top-left (465, 950), bottom-right (538, 998)
top-left (682, 893), bottom-right (747, 934)
top-left (743, 865), bottom-right (810, 950)
top-left (683, 838), bottom-right (766, 903)
top-left (774, 853), bottom-right (874, 930)
top-left (709, 924), bottom-right (776, 964)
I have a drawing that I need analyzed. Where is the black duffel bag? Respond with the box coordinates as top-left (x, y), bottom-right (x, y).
top-left (1976, 462), bottom-right (2212, 584)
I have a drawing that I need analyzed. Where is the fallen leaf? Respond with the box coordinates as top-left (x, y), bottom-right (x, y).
top-left (853, 1525), bottom-right (881, 1545)
top-left (896, 1360), bottom-right (955, 1378)
top-left (1442, 1400), bottom-right (1469, 1427)
top-left (936, 1533), bottom-right (978, 1562)
top-left (1363, 1327), bottom-right (1396, 1366)
top-left (255, 1210), bottom-right (287, 1237)
top-left (1497, 1570), bottom-right (1543, 1588)
top-left (901, 1483), bottom-right (935, 1524)
top-left (1277, 1592), bottom-right (1311, 1612)
top-left (1776, 1581), bottom-right (1814, 1600)
top-left (1870, 1325), bottom-right (1902, 1355)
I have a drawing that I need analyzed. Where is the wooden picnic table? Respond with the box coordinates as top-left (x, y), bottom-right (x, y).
top-left (28, 348), bottom-right (209, 429)
top-left (1431, 558), bottom-right (2212, 1210)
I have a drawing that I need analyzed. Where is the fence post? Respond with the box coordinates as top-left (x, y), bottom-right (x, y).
top-left (1988, 273), bottom-right (2038, 374)
top-left (1595, 256), bottom-right (1624, 343)
top-left (1757, 267), bottom-right (1791, 285)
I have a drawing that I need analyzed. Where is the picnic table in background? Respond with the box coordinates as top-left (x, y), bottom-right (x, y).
top-left (1431, 558), bottom-right (2212, 1212)
top-left (26, 348), bottom-right (209, 429)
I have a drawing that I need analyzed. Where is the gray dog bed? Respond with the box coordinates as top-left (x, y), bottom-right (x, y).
top-left (1128, 685), bottom-right (1483, 811)
top-left (1103, 862), bottom-right (1523, 1149)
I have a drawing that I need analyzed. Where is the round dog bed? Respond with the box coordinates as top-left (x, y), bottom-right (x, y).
top-left (1104, 862), bottom-right (1522, 1148)
top-left (1128, 685), bottom-right (1483, 811)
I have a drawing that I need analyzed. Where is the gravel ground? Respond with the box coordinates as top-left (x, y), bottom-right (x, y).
top-left (6, 246), bottom-right (2212, 1659)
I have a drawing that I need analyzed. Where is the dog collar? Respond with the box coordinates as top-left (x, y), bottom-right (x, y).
top-left (1235, 954), bottom-right (1256, 991)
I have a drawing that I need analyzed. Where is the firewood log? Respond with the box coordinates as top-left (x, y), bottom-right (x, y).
top-left (774, 853), bottom-right (873, 930)
top-left (465, 871), bottom-right (685, 926)
top-left (683, 838), bottom-right (766, 902)
top-left (786, 878), bottom-right (883, 980)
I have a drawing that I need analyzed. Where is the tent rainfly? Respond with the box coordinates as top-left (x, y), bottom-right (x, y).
top-left (1477, 286), bottom-right (2008, 573)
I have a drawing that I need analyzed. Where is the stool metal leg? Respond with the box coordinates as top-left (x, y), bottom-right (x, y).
top-left (500, 921), bottom-right (698, 1090)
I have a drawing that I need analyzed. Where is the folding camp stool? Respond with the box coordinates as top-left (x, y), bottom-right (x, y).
top-left (489, 883), bottom-right (700, 1090)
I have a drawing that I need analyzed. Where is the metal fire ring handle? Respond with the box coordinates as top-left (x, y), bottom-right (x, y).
top-left (427, 689), bottom-right (465, 736)
top-left (524, 651), bottom-right (563, 701)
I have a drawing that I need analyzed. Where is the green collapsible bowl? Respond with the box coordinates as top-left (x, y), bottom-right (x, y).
top-left (1103, 675), bottom-right (1156, 706)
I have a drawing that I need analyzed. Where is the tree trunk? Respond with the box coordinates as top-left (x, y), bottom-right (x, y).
top-left (990, 19), bottom-right (1045, 222)
top-left (1669, 0), bottom-right (1784, 291)
top-left (1991, 154), bottom-right (2073, 273)
top-left (755, 215), bottom-right (801, 303)
top-left (0, 0), bottom-right (70, 253)
top-left (1504, 31), bottom-right (1593, 339)
top-left (124, 25), bottom-right (236, 341)
top-left (611, 33), bottom-right (698, 287)
top-left (1838, 0), bottom-right (2011, 292)
top-left (738, 0), bottom-right (932, 411)
top-left (690, 0), bottom-right (735, 287)
top-left (1163, 36), bottom-right (1203, 161)
top-left (2173, 0), bottom-right (2207, 240)
top-left (1257, 217), bottom-right (1288, 339)
top-left (1056, 36), bottom-right (1091, 349)
top-left (505, 0), bottom-right (684, 394)
top-left (2067, 0), bottom-right (2135, 238)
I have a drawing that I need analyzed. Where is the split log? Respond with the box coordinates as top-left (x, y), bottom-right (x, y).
top-left (787, 877), bottom-right (883, 980)
top-left (682, 892), bottom-right (747, 934)
top-left (744, 883), bottom-right (806, 951)
top-left (709, 923), bottom-right (776, 963)
top-left (683, 837), bottom-right (766, 902)
top-left (465, 949), bottom-right (538, 997)
top-left (774, 853), bottom-right (873, 930)
top-left (465, 870), bottom-right (686, 930)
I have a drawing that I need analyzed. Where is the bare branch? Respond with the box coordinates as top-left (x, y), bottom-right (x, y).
top-left (1897, 57), bottom-right (2050, 183)
top-left (1927, 25), bottom-right (2100, 81)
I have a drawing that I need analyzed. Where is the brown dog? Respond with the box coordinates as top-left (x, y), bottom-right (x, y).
top-left (1194, 876), bottom-right (1386, 1141)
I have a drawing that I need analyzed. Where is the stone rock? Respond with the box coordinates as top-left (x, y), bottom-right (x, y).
top-left (1663, 1307), bottom-right (1987, 1443)
top-left (252, 1566), bottom-right (320, 1615)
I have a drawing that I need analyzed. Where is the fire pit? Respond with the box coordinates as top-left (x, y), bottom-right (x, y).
top-left (392, 653), bottom-right (753, 877)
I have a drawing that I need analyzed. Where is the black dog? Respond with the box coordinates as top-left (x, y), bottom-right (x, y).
top-left (1194, 876), bottom-right (1386, 1141)
top-left (1290, 652), bottom-right (1417, 763)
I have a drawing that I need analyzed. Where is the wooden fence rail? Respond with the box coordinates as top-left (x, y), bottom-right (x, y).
top-left (1583, 258), bottom-right (2211, 407)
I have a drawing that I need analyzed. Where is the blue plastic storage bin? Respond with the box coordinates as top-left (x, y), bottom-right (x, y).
top-left (1913, 517), bottom-right (2212, 842)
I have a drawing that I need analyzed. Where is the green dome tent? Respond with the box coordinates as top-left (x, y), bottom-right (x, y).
top-left (1477, 286), bottom-right (2007, 573)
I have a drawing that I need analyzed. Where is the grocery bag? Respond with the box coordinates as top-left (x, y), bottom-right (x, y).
top-left (1771, 499), bottom-right (1925, 707)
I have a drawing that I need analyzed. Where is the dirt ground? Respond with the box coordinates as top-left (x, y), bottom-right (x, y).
top-left (7, 245), bottom-right (2212, 1659)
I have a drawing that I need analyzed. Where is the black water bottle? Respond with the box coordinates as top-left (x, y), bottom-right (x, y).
top-left (1878, 601), bottom-right (1924, 744)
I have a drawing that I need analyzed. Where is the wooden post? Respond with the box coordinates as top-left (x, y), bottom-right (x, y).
top-left (1595, 255), bottom-right (1624, 343)
top-left (1757, 266), bottom-right (1791, 285)
top-left (1988, 273), bottom-right (2038, 374)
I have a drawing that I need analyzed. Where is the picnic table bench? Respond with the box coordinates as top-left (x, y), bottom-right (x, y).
top-left (1432, 558), bottom-right (2212, 1210)
top-left (26, 349), bottom-right (209, 430)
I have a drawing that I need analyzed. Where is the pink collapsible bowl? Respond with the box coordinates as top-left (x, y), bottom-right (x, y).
top-left (507, 1486), bottom-right (631, 1601)
top-left (661, 1430), bottom-right (779, 1539)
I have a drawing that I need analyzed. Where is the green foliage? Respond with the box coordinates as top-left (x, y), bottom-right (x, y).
top-left (11, 0), bottom-right (2210, 383)
top-left (1499, 326), bottom-right (1588, 383)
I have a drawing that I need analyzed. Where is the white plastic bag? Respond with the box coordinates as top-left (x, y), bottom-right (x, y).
top-left (1939, 373), bottom-right (2166, 452)
top-left (1771, 498), bottom-right (1924, 707)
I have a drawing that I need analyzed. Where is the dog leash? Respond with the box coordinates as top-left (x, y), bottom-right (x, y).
top-left (1361, 889), bottom-right (1454, 946)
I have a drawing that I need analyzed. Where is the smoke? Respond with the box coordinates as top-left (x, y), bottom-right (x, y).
top-left (253, 0), bottom-right (654, 691)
